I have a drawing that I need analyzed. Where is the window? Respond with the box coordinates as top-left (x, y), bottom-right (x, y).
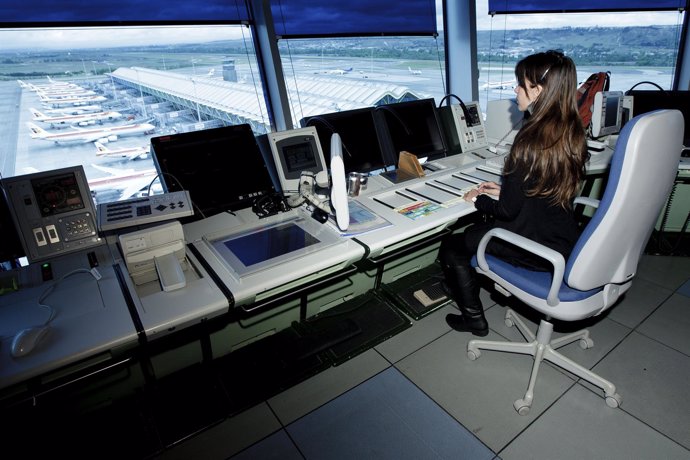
top-left (475, 0), bottom-right (686, 107)
top-left (274, 0), bottom-right (447, 125)
top-left (0, 25), bottom-right (268, 205)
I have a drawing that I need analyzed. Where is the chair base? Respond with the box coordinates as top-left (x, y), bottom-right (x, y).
top-left (467, 308), bottom-right (622, 415)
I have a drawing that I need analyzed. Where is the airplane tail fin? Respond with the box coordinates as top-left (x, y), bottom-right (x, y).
top-left (26, 122), bottom-right (48, 138)
top-left (94, 142), bottom-right (110, 156)
top-left (29, 107), bottom-right (46, 119)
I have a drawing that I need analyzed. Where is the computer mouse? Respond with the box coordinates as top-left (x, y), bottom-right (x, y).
top-left (10, 325), bottom-right (50, 358)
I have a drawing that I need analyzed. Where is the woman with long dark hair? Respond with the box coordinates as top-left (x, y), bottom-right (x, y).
top-left (440, 50), bottom-right (589, 336)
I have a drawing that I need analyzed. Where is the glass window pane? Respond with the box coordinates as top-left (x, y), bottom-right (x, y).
top-left (1, 25), bottom-right (268, 206)
top-left (476, 2), bottom-right (685, 106)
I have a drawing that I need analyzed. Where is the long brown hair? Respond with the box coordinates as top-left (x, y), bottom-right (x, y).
top-left (505, 50), bottom-right (588, 208)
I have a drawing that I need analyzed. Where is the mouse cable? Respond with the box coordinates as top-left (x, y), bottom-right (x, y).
top-left (37, 267), bottom-right (102, 326)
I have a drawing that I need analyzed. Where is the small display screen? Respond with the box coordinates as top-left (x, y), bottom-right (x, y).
top-left (283, 142), bottom-right (318, 173)
top-left (604, 96), bottom-right (620, 128)
top-left (222, 222), bottom-right (320, 267)
top-left (31, 172), bottom-right (85, 217)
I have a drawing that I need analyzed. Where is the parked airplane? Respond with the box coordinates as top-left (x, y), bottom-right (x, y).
top-left (27, 122), bottom-right (155, 145)
top-left (88, 164), bottom-right (160, 203)
top-left (39, 94), bottom-right (107, 108)
top-left (408, 66), bottom-right (422, 75)
top-left (94, 141), bottom-right (149, 160)
top-left (30, 108), bottom-right (123, 126)
top-left (44, 105), bottom-right (103, 115)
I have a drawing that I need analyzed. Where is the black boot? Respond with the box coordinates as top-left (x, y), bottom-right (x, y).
top-left (441, 263), bottom-right (489, 337)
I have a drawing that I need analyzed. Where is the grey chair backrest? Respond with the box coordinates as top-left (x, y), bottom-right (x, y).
top-left (566, 109), bottom-right (684, 291)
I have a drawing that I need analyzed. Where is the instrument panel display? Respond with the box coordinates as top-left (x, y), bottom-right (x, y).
top-left (31, 172), bottom-right (85, 217)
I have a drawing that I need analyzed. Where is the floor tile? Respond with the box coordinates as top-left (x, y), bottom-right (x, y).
top-left (605, 276), bottom-right (674, 328)
top-left (678, 278), bottom-right (690, 297)
top-left (286, 367), bottom-right (494, 460)
top-left (395, 329), bottom-right (575, 452)
top-left (375, 303), bottom-right (457, 363)
top-left (637, 255), bottom-right (690, 291)
top-left (230, 430), bottom-right (303, 460)
top-left (268, 348), bottom-right (390, 425)
top-left (591, 331), bottom-right (690, 450)
top-left (637, 293), bottom-right (690, 355)
top-left (500, 384), bottom-right (690, 460)
top-left (158, 402), bottom-right (282, 460)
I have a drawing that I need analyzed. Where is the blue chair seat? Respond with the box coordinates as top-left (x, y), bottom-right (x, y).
top-left (472, 255), bottom-right (602, 302)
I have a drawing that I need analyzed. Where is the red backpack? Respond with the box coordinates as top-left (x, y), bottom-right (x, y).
top-left (577, 71), bottom-right (611, 128)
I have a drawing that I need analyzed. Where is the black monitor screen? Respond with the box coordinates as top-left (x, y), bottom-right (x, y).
top-left (151, 124), bottom-right (275, 220)
top-left (628, 90), bottom-right (690, 146)
top-left (0, 188), bottom-right (25, 266)
top-left (300, 107), bottom-right (390, 174)
top-left (376, 98), bottom-right (447, 164)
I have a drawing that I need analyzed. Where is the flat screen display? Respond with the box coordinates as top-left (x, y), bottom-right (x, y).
top-left (222, 221), bottom-right (319, 267)
top-left (31, 172), bottom-right (85, 217)
top-left (283, 141), bottom-right (319, 173)
top-left (301, 107), bottom-right (391, 174)
top-left (376, 98), bottom-right (447, 164)
top-left (151, 124), bottom-right (275, 221)
top-left (207, 216), bottom-right (342, 277)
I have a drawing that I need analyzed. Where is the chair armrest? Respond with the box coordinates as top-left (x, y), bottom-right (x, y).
top-left (573, 196), bottom-right (600, 209)
top-left (476, 228), bottom-right (566, 306)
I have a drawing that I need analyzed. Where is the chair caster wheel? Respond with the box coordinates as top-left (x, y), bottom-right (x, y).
top-left (514, 399), bottom-right (530, 416)
top-left (605, 393), bottom-right (622, 408)
top-left (580, 338), bottom-right (594, 349)
top-left (467, 349), bottom-right (480, 360)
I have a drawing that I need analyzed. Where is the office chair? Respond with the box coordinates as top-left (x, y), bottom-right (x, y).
top-left (467, 109), bottom-right (685, 415)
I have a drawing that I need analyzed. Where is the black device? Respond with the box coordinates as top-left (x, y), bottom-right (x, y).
top-left (626, 89), bottom-right (690, 146)
top-left (151, 124), bottom-right (276, 221)
top-left (374, 98), bottom-right (448, 166)
top-left (0, 185), bottom-right (26, 267)
top-left (300, 107), bottom-right (391, 174)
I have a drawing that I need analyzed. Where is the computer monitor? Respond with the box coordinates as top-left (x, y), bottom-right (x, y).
top-left (0, 186), bottom-right (25, 267)
top-left (374, 98), bottom-right (447, 165)
top-left (300, 107), bottom-right (391, 174)
top-left (151, 124), bottom-right (275, 221)
top-left (591, 91), bottom-right (624, 139)
top-left (627, 89), bottom-right (690, 146)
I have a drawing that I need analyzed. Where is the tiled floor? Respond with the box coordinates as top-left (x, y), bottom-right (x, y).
top-left (158, 255), bottom-right (690, 460)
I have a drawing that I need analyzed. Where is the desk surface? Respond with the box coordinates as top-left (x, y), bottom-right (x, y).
top-left (0, 246), bottom-right (138, 391)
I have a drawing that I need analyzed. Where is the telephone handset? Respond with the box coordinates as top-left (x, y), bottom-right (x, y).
top-left (450, 101), bottom-right (489, 152)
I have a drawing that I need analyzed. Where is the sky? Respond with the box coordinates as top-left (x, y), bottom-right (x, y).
top-left (0, 1), bottom-right (684, 50)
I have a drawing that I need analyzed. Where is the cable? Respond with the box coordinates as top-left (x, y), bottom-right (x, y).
top-left (626, 81), bottom-right (666, 93)
top-left (37, 267), bottom-right (102, 326)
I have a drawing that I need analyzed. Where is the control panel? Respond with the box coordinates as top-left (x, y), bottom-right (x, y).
top-left (3, 165), bottom-right (102, 263)
top-left (451, 101), bottom-right (488, 152)
top-left (98, 190), bottom-right (193, 232)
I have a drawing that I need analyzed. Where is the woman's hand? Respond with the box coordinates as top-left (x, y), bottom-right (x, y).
top-left (478, 181), bottom-right (501, 197)
top-left (464, 188), bottom-right (480, 203)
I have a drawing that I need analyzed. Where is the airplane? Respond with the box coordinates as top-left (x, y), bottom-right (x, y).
top-left (27, 121), bottom-right (156, 145)
top-left (325, 67), bottom-right (353, 75)
top-left (408, 66), bottom-right (422, 75)
top-left (30, 107), bottom-right (123, 126)
top-left (39, 94), bottom-right (108, 108)
top-left (88, 164), bottom-right (160, 203)
top-left (479, 79), bottom-right (516, 90)
top-left (94, 141), bottom-right (149, 160)
top-left (43, 105), bottom-right (104, 116)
